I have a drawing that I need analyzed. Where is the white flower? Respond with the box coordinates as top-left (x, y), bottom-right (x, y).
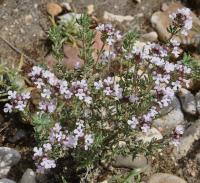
top-left (169, 8), bottom-right (193, 36)
top-left (170, 38), bottom-right (180, 47)
top-left (75, 89), bottom-right (86, 100)
top-left (64, 135), bottom-right (78, 148)
top-left (129, 94), bottom-right (139, 103)
top-left (43, 143), bottom-right (52, 151)
top-left (48, 76), bottom-right (58, 86)
top-left (29, 66), bottom-right (42, 77)
top-left (175, 125), bottom-right (184, 135)
top-left (38, 102), bottom-right (46, 111)
top-left (103, 87), bottom-right (112, 95)
top-left (143, 113), bottom-right (152, 122)
top-left (34, 78), bottom-right (45, 89)
top-left (172, 47), bottom-right (181, 58)
top-left (4, 103), bottom-right (13, 113)
top-left (96, 24), bottom-right (105, 31)
top-left (104, 77), bottom-right (114, 86)
top-left (106, 36), bottom-right (115, 46)
top-left (40, 158), bottom-right (56, 169)
top-left (114, 84), bottom-right (123, 100)
top-left (33, 147), bottom-right (43, 157)
top-left (172, 81), bottom-right (182, 91)
top-left (74, 128), bottom-right (84, 138)
top-left (94, 80), bottom-right (103, 90)
top-left (127, 116), bottom-right (139, 129)
top-left (115, 30), bottom-right (122, 40)
top-left (41, 89), bottom-right (51, 99)
top-left (84, 96), bottom-right (92, 104)
top-left (53, 123), bottom-right (62, 133)
top-left (21, 92), bottom-right (31, 100)
top-left (84, 134), bottom-right (94, 150)
top-left (15, 101), bottom-right (26, 111)
top-left (47, 102), bottom-right (56, 113)
top-left (164, 62), bottom-right (175, 73)
top-left (8, 90), bottom-right (17, 99)
top-left (64, 90), bottom-right (73, 99)
top-left (141, 124), bottom-right (150, 133)
top-left (59, 80), bottom-right (68, 94)
top-left (163, 87), bottom-right (175, 99)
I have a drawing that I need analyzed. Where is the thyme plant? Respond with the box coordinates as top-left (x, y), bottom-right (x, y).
top-left (3, 8), bottom-right (194, 182)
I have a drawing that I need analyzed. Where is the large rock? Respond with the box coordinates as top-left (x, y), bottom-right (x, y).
top-left (173, 119), bottom-right (200, 159)
top-left (153, 107), bottom-right (185, 134)
top-left (0, 179), bottom-right (16, 183)
top-left (137, 127), bottom-right (163, 143)
top-left (20, 169), bottom-right (36, 183)
top-left (148, 173), bottom-right (187, 183)
top-left (112, 154), bottom-right (148, 169)
top-left (178, 88), bottom-right (196, 115)
top-left (0, 147), bottom-right (21, 178)
top-left (151, 2), bottom-right (200, 46)
top-left (195, 91), bottom-right (200, 115)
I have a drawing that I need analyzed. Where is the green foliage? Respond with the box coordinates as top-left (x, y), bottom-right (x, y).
top-left (183, 53), bottom-right (200, 81)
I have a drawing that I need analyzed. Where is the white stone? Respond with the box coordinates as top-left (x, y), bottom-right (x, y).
top-left (103, 11), bottom-right (134, 23)
top-left (0, 147), bottom-right (21, 178)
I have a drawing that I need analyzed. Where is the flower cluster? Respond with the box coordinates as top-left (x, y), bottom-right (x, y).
top-left (94, 76), bottom-right (123, 100)
top-left (169, 7), bottom-right (193, 36)
top-left (28, 66), bottom-right (94, 113)
top-left (171, 125), bottom-right (184, 146)
top-left (33, 121), bottom-right (94, 173)
top-left (4, 90), bottom-right (30, 113)
top-left (124, 40), bottom-right (191, 132)
top-left (96, 23), bottom-right (122, 46)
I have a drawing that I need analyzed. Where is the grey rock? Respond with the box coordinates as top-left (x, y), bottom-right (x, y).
top-left (173, 120), bottom-right (200, 159)
top-left (0, 147), bottom-right (21, 178)
top-left (195, 91), bottom-right (200, 115)
top-left (20, 169), bottom-right (36, 183)
top-left (178, 88), bottom-right (196, 115)
top-left (148, 173), bottom-right (187, 183)
top-left (112, 154), bottom-right (148, 169)
top-left (153, 107), bottom-right (184, 134)
top-left (0, 178), bottom-right (16, 183)
top-left (160, 96), bottom-right (180, 116)
top-left (137, 127), bottom-right (163, 143)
